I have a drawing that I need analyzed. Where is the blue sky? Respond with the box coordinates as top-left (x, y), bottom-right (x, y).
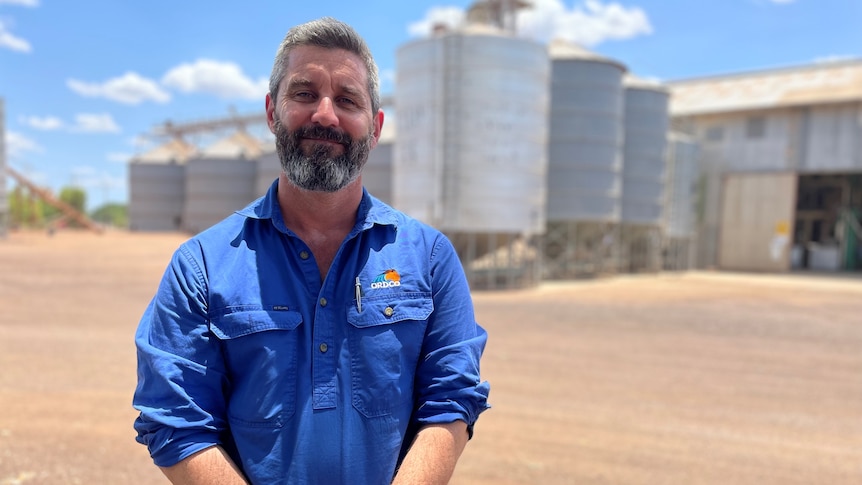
top-left (2, 0), bottom-right (860, 210)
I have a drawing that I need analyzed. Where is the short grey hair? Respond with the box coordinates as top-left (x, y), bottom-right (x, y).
top-left (269, 17), bottom-right (380, 116)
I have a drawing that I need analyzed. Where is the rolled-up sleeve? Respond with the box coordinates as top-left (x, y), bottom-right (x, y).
top-left (133, 243), bottom-right (229, 467)
top-left (413, 235), bottom-right (491, 434)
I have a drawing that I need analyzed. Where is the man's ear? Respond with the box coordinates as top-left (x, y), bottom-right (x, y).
top-left (370, 109), bottom-right (384, 148)
top-left (265, 93), bottom-right (277, 134)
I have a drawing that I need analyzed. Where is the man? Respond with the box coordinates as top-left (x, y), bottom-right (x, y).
top-left (133, 17), bottom-right (490, 485)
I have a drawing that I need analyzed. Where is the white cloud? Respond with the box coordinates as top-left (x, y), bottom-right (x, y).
top-left (0, 19), bottom-right (32, 52)
top-left (18, 113), bottom-right (123, 134)
top-left (0, 0), bottom-right (40, 6)
top-left (70, 113), bottom-right (121, 133)
top-left (67, 72), bottom-right (171, 105)
top-left (408, 6), bottom-right (466, 37)
top-left (5, 131), bottom-right (44, 158)
top-left (407, 1), bottom-right (652, 46)
top-left (20, 115), bottom-right (64, 131)
top-left (162, 59), bottom-right (269, 100)
top-left (106, 152), bottom-right (132, 163)
top-left (518, 0), bottom-right (653, 46)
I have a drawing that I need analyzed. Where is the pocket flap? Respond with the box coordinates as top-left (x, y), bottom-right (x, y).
top-left (210, 308), bottom-right (303, 339)
top-left (347, 295), bottom-right (433, 328)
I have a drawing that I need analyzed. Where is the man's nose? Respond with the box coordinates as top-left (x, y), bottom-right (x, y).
top-left (311, 97), bottom-right (339, 127)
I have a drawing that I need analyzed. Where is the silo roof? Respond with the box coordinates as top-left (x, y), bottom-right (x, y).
top-left (667, 59), bottom-right (862, 116)
top-left (200, 131), bottom-right (266, 159)
top-left (624, 74), bottom-right (668, 93)
top-left (131, 138), bottom-right (197, 164)
top-left (548, 38), bottom-right (628, 72)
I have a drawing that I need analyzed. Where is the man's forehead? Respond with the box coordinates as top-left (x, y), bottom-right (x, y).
top-left (285, 46), bottom-right (368, 81)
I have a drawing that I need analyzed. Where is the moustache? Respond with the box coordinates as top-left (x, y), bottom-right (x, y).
top-left (293, 125), bottom-right (352, 146)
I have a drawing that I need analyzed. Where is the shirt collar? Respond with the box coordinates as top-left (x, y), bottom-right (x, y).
top-left (236, 178), bottom-right (399, 232)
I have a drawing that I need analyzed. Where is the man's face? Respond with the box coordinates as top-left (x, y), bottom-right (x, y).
top-left (266, 45), bottom-right (382, 193)
top-left (272, 116), bottom-right (374, 193)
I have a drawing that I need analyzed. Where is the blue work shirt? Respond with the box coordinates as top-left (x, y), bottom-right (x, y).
top-left (133, 181), bottom-right (491, 484)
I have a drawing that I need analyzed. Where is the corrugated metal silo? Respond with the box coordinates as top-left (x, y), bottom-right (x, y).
top-left (665, 133), bottom-right (700, 238)
top-left (621, 76), bottom-right (669, 224)
top-left (547, 40), bottom-right (626, 222)
top-left (544, 40), bottom-right (627, 279)
top-left (183, 131), bottom-right (260, 233)
top-left (363, 118), bottom-right (395, 205)
top-left (0, 98), bottom-right (7, 237)
top-left (619, 75), bottom-right (670, 272)
top-left (395, 26), bottom-right (549, 233)
top-left (394, 25), bottom-right (550, 289)
top-left (663, 132), bottom-right (700, 270)
top-left (254, 140), bottom-right (279, 197)
top-left (128, 139), bottom-right (195, 231)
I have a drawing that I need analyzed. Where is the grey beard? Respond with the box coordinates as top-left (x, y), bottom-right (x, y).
top-left (274, 118), bottom-right (373, 193)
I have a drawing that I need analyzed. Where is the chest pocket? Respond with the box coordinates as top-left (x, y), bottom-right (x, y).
top-left (210, 308), bottom-right (303, 427)
top-left (346, 294), bottom-right (432, 418)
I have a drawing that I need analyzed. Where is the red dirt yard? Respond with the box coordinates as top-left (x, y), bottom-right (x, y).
top-left (1, 230), bottom-right (860, 484)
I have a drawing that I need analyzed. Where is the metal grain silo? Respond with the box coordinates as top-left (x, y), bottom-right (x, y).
top-left (663, 132), bottom-right (700, 270)
top-left (255, 140), bottom-right (279, 197)
top-left (362, 117), bottom-right (395, 205)
top-left (621, 75), bottom-right (669, 224)
top-left (544, 40), bottom-right (627, 279)
top-left (394, 24), bottom-right (550, 289)
top-left (183, 131), bottom-right (260, 233)
top-left (619, 75), bottom-right (670, 272)
top-left (128, 139), bottom-right (195, 231)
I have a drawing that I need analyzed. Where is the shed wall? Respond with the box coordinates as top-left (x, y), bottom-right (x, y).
top-left (718, 172), bottom-right (796, 271)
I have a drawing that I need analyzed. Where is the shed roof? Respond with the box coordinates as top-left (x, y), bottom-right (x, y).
top-left (667, 59), bottom-right (862, 116)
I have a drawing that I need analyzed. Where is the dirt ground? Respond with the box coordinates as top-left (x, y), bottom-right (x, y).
top-left (0, 230), bottom-right (860, 485)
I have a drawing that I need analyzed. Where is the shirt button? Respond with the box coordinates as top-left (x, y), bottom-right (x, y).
top-left (299, 251), bottom-right (310, 260)
top-left (319, 343), bottom-right (328, 353)
top-left (383, 306), bottom-right (394, 317)
top-left (319, 297), bottom-right (328, 307)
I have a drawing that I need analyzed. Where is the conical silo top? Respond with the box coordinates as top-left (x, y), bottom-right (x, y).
top-left (548, 38), bottom-right (627, 72)
top-left (200, 131), bottom-right (265, 159)
top-left (132, 138), bottom-right (198, 164)
top-left (624, 73), bottom-right (668, 93)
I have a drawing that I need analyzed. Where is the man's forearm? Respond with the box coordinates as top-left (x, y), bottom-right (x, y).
top-left (392, 421), bottom-right (470, 485)
top-left (160, 446), bottom-right (248, 485)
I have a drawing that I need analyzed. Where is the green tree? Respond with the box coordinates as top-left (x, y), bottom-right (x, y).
top-left (59, 186), bottom-right (87, 212)
top-left (90, 203), bottom-right (128, 228)
top-left (8, 186), bottom-right (46, 227)
top-left (56, 186), bottom-right (87, 228)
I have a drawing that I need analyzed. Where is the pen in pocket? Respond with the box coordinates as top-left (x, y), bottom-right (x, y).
top-left (354, 276), bottom-right (362, 312)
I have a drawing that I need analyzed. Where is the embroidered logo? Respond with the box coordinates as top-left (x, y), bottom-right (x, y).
top-left (370, 269), bottom-right (401, 289)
